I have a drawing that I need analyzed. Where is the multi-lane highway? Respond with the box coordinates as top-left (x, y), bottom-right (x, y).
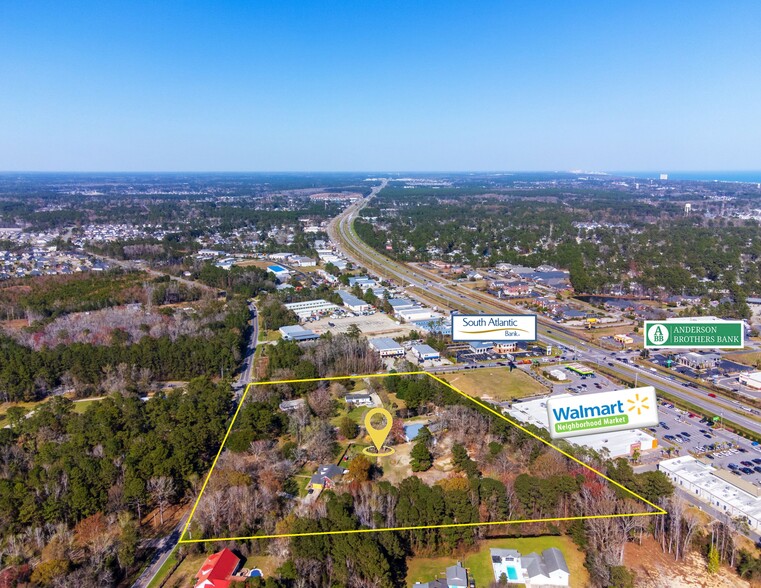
top-left (328, 182), bottom-right (761, 434)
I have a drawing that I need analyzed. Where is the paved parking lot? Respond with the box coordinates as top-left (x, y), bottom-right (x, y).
top-left (650, 401), bottom-right (761, 487)
top-left (550, 367), bottom-right (622, 396)
top-left (310, 312), bottom-right (417, 338)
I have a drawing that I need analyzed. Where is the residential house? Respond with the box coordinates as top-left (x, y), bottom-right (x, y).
top-left (195, 548), bottom-right (241, 588)
top-left (344, 392), bottom-right (375, 407)
top-left (279, 399), bottom-right (306, 412)
top-left (490, 547), bottom-right (569, 586)
top-left (308, 464), bottom-right (348, 491)
top-left (413, 561), bottom-right (471, 588)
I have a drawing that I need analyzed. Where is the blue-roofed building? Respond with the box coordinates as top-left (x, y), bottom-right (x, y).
top-left (267, 264), bottom-right (290, 281)
top-left (412, 318), bottom-right (452, 335)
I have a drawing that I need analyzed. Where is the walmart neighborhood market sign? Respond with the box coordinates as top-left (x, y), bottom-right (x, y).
top-left (644, 320), bottom-right (744, 349)
top-left (451, 314), bottom-right (537, 342)
top-left (547, 387), bottom-right (658, 439)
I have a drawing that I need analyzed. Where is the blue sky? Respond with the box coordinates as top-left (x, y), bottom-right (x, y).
top-left (1, 1), bottom-right (760, 171)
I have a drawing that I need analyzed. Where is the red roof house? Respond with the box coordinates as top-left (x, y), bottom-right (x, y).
top-left (195, 548), bottom-right (241, 588)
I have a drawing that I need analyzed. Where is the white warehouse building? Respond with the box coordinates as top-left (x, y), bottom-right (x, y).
top-left (659, 456), bottom-right (761, 531)
top-left (284, 299), bottom-right (340, 320)
top-left (369, 337), bottom-right (405, 357)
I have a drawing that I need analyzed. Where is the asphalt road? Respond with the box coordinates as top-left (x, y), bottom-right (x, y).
top-left (328, 185), bottom-right (761, 433)
top-left (131, 301), bottom-right (259, 588)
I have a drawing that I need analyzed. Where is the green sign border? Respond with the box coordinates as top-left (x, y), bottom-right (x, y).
top-left (643, 320), bottom-right (744, 349)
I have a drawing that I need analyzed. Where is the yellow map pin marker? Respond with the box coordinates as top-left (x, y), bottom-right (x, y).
top-left (364, 407), bottom-right (393, 452)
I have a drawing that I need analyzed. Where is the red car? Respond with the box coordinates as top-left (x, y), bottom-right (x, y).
top-left (708, 393), bottom-right (717, 398)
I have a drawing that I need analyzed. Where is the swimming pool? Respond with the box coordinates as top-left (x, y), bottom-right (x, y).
top-left (506, 566), bottom-right (519, 581)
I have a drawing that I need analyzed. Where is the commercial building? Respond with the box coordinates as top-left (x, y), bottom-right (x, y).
top-left (267, 264), bottom-right (290, 281)
top-left (348, 276), bottom-right (377, 289)
top-left (659, 456), bottom-right (761, 531)
top-left (614, 334), bottom-right (634, 345)
top-left (494, 341), bottom-right (518, 354)
top-left (289, 255), bottom-right (317, 267)
top-left (549, 369), bottom-right (567, 381)
top-left (388, 298), bottom-right (416, 313)
top-left (676, 352), bottom-right (721, 370)
top-left (490, 548), bottom-right (569, 586)
top-left (739, 372), bottom-right (761, 390)
top-left (412, 318), bottom-right (452, 335)
top-left (566, 363), bottom-right (594, 376)
top-left (398, 307), bottom-right (438, 322)
top-left (369, 337), bottom-right (405, 357)
top-left (279, 325), bottom-right (320, 341)
top-left (412, 344), bottom-right (440, 362)
top-left (284, 299), bottom-right (340, 320)
top-left (469, 341), bottom-right (494, 354)
top-left (506, 395), bottom-right (657, 458)
top-left (337, 290), bottom-right (371, 313)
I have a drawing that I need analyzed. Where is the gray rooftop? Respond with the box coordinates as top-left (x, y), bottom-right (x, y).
top-left (369, 337), bottom-right (403, 351)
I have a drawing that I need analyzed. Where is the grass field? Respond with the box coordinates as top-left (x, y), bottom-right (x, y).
top-left (258, 328), bottom-right (282, 342)
top-left (441, 367), bottom-right (546, 401)
top-left (146, 546), bottom-right (180, 588)
top-left (725, 350), bottom-right (761, 367)
top-left (406, 535), bottom-right (588, 588)
top-left (0, 396), bottom-right (108, 426)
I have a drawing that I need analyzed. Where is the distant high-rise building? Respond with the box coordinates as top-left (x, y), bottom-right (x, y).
top-left (684, 203), bottom-right (692, 215)
top-left (659, 173), bottom-right (668, 180)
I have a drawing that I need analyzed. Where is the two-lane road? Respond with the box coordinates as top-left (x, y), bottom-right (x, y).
top-left (132, 301), bottom-right (259, 588)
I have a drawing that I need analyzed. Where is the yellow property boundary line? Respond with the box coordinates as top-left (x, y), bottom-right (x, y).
top-left (179, 371), bottom-right (667, 543)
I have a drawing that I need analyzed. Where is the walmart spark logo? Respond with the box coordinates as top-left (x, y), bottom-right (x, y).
top-left (627, 393), bottom-right (650, 416)
top-left (547, 386), bottom-right (659, 439)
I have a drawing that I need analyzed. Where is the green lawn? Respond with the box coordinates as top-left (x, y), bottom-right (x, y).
top-left (330, 403), bottom-right (369, 426)
top-left (146, 546), bottom-right (180, 588)
top-left (71, 398), bottom-right (105, 414)
top-left (406, 535), bottom-right (588, 588)
top-left (258, 329), bottom-right (281, 342)
top-left (441, 367), bottom-right (546, 401)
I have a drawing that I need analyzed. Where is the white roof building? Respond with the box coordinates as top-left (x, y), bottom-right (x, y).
top-left (411, 344), bottom-right (440, 361)
top-left (739, 372), bottom-right (761, 390)
top-left (659, 456), bottom-right (761, 531)
top-left (285, 299), bottom-right (340, 320)
top-left (369, 337), bottom-right (405, 357)
top-left (506, 394), bottom-right (657, 458)
top-left (491, 547), bottom-right (569, 586)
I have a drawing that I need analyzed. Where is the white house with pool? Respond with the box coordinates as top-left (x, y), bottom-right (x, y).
top-left (490, 547), bottom-right (569, 586)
